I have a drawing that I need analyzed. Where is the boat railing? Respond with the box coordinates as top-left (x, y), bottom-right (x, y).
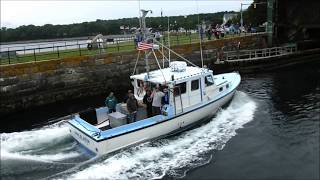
top-left (222, 44), bottom-right (297, 62)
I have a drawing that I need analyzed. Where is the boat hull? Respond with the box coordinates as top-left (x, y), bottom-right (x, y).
top-left (68, 89), bottom-right (236, 155)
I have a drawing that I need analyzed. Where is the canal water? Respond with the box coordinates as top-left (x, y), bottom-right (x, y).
top-left (1, 61), bottom-right (319, 180)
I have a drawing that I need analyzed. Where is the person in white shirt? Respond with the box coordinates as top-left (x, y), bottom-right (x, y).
top-left (151, 87), bottom-right (165, 115)
top-left (86, 37), bottom-right (92, 50)
top-left (155, 31), bottom-right (161, 41)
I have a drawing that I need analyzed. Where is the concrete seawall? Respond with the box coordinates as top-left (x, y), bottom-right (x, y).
top-left (0, 35), bottom-right (268, 114)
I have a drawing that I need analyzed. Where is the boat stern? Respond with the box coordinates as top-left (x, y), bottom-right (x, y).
top-left (67, 115), bottom-right (102, 155)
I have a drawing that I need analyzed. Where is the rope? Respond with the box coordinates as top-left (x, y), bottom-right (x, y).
top-left (132, 50), bottom-right (141, 75)
top-left (154, 39), bottom-right (200, 68)
top-left (156, 49), bottom-right (170, 63)
top-left (152, 48), bottom-right (167, 84)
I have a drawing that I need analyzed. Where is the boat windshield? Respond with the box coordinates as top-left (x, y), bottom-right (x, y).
top-left (205, 75), bottom-right (214, 86)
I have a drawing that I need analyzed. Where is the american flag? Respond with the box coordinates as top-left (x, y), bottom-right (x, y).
top-left (137, 42), bottom-right (153, 51)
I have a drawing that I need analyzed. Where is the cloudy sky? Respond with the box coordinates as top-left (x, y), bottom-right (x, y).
top-left (1, 0), bottom-right (252, 28)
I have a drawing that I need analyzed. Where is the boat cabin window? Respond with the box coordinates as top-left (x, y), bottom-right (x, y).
top-left (205, 75), bottom-right (214, 87)
top-left (174, 82), bottom-right (187, 96)
top-left (226, 84), bottom-right (229, 89)
top-left (219, 87), bottom-right (223, 92)
top-left (191, 79), bottom-right (200, 91)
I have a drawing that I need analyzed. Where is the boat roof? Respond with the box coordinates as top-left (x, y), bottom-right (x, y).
top-left (130, 66), bottom-right (212, 84)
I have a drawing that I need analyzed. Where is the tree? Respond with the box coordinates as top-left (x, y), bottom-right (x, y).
top-left (242, 0), bottom-right (267, 27)
top-left (0, 11), bottom-right (236, 42)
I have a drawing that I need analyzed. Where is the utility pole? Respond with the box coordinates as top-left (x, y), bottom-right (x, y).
top-left (267, 0), bottom-right (274, 47)
top-left (240, 3), bottom-right (251, 29)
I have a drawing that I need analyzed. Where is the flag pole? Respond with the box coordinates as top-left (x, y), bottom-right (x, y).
top-left (161, 8), bottom-right (165, 68)
top-left (141, 9), bottom-right (151, 79)
top-left (168, 15), bottom-right (171, 65)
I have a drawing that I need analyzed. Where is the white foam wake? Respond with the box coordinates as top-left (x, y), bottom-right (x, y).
top-left (1, 151), bottom-right (79, 163)
top-left (69, 91), bottom-right (257, 179)
top-left (1, 120), bottom-right (80, 162)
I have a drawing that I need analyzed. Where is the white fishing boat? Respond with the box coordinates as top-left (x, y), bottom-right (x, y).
top-left (67, 10), bottom-right (241, 155)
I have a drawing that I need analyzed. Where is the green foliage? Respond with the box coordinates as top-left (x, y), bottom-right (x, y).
top-left (0, 11), bottom-right (235, 43)
top-left (242, 0), bottom-right (267, 27)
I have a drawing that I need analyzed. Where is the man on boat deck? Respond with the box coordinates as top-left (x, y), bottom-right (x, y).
top-left (123, 90), bottom-right (132, 103)
top-left (126, 92), bottom-right (138, 123)
top-left (143, 89), bottom-right (153, 118)
top-left (151, 87), bottom-right (165, 116)
top-left (105, 92), bottom-right (117, 113)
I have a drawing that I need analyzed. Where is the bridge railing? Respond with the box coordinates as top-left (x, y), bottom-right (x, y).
top-left (0, 32), bottom-right (263, 65)
top-left (222, 44), bottom-right (297, 61)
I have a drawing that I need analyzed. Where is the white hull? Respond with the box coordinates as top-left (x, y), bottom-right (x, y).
top-left (68, 89), bottom-right (236, 155)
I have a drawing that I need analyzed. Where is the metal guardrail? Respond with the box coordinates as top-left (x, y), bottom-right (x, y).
top-left (0, 32), bottom-right (264, 65)
top-left (221, 45), bottom-right (297, 62)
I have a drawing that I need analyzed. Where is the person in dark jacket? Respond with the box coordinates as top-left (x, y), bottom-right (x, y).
top-left (123, 90), bottom-right (132, 103)
top-left (143, 89), bottom-right (153, 118)
top-left (126, 92), bottom-right (138, 123)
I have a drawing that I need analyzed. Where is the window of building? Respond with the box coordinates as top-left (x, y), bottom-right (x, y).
top-left (174, 82), bottom-right (187, 96)
top-left (205, 75), bottom-right (214, 86)
top-left (191, 79), bottom-right (199, 91)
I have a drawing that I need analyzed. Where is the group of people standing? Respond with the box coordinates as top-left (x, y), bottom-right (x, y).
top-left (105, 90), bottom-right (139, 123)
top-left (105, 86), bottom-right (169, 125)
top-left (143, 86), bottom-right (168, 118)
top-left (201, 24), bottom-right (226, 41)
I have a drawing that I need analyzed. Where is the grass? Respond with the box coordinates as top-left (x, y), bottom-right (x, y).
top-left (0, 32), bottom-right (248, 65)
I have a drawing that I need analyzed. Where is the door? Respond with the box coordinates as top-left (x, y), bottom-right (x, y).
top-left (189, 79), bottom-right (202, 106)
top-left (173, 82), bottom-right (189, 113)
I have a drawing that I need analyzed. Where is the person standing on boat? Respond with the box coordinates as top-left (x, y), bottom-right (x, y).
top-left (105, 92), bottom-right (117, 113)
top-left (162, 88), bottom-right (169, 105)
top-left (126, 92), bottom-right (138, 123)
top-left (151, 87), bottom-right (165, 116)
top-left (123, 90), bottom-right (132, 103)
top-left (143, 89), bottom-right (153, 118)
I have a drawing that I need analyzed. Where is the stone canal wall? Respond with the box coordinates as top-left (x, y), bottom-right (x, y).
top-left (0, 35), bottom-right (261, 114)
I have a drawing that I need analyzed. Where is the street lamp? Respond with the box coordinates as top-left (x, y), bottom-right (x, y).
top-left (240, 3), bottom-right (251, 29)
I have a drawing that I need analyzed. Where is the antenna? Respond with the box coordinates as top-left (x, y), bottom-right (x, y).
top-left (196, 0), bottom-right (204, 68)
top-left (161, 8), bottom-right (165, 68)
top-left (167, 15), bottom-right (171, 65)
top-left (138, 0), bottom-right (141, 28)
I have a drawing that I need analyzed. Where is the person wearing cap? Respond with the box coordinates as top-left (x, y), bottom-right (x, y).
top-left (143, 89), bottom-right (153, 118)
top-left (123, 90), bottom-right (132, 103)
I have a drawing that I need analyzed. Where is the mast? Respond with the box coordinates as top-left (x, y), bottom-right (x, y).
top-left (196, 0), bottom-right (204, 68)
top-left (140, 9), bottom-right (152, 79)
top-left (168, 15), bottom-right (171, 65)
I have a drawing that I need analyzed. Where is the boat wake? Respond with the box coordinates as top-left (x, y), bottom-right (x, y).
top-left (0, 120), bottom-right (80, 163)
top-left (63, 91), bottom-right (257, 179)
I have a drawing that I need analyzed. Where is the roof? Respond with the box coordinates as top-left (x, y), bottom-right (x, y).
top-left (130, 66), bottom-right (212, 84)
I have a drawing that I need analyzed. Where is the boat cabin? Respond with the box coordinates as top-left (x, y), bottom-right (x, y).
top-left (130, 61), bottom-right (217, 115)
